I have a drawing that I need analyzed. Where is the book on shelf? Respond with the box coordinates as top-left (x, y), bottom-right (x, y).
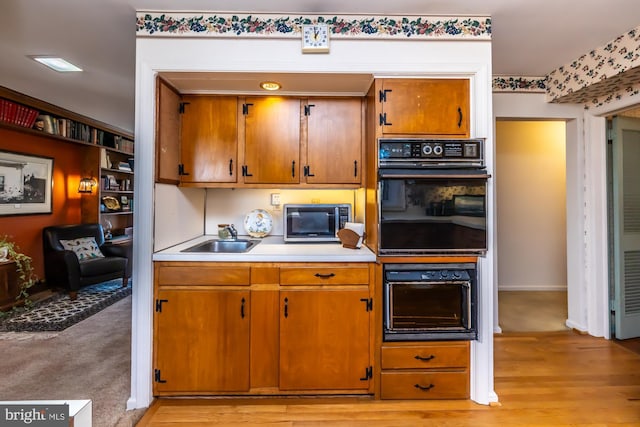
top-left (117, 162), bottom-right (132, 172)
top-left (35, 114), bottom-right (57, 134)
top-left (100, 148), bottom-right (110, 169)
top-left (1, 97), bottom-right (134, 152)
top-left (0, 99), bottom-right (39, 128)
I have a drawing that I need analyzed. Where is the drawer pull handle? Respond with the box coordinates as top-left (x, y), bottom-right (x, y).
top-left (414, 383), bottom-right (435, 392)
top-left (314, 273), bottom-right (335, 279)
top-left (414, 354), bottom-right (435, 362)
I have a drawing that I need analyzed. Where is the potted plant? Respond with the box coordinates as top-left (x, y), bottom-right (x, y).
top-left (0, 235), bottom-right (37, 308)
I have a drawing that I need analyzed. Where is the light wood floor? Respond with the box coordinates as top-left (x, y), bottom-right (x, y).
top-left (136, 331), bottom-right (640, 426)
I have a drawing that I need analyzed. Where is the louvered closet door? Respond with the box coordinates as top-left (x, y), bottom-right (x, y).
top-left (611, 116), bottom-right (640, 339)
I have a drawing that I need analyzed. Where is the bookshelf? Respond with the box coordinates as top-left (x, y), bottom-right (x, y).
top-left (0, 85), bottom-right (135, 241)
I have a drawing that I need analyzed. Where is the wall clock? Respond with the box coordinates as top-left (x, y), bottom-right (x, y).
top-left (302, 24), bottom-right (330, 53)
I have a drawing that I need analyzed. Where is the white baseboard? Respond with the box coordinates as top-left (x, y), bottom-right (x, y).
top-left (565, 319), bottom-right (588, 334)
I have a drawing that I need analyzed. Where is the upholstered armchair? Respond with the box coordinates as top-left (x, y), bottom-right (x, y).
top-left (42, 224), bottom-right (129, 299)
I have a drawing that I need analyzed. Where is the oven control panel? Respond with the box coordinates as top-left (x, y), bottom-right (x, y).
top-left (379, 138), bottom-right (484, 166)
top-left (386, 269), bottom-right (471, 282)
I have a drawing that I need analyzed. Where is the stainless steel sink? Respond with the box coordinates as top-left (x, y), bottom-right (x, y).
top-left (181, 239), bottom-right (260, 253)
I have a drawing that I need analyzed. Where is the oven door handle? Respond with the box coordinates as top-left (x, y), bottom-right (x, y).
top-left (463, 282), bottom-right (472, 330)
top-left (384, 282), bottom-right (391, 331)
top-left (378, 170), bottom-right (491, 179)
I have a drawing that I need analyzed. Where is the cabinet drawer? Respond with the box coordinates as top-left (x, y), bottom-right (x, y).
top-left (280, 266), bottom-right (369, 285)
top-left (381, 343), bottom-right (469, 369)
top-left (380, 371), bottom-right (469, 399)
top-left (157, 265), bottom-right (250, 286)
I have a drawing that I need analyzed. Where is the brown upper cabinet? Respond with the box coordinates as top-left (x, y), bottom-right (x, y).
top-left (155, 80), bottom-right (239, 185)
top-left (154, 78), bottom-right (365, 188)
top-left (377, 78), bottom-right (470, 137)
top-left (241, 96), bottom-right (301, 184)
top-left (305, 98), bottom-right (363, 185)
top-left (180, 95), bottom-right (238, 184)
top-left (155, 78), bottom-right (181, 184)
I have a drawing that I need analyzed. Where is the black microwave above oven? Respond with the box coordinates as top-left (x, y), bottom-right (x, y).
top-left (283, 204), bottom-right (352, 243)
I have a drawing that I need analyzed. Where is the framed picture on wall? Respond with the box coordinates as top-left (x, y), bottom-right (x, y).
top-left (0, 150), bottom-right (53, 216)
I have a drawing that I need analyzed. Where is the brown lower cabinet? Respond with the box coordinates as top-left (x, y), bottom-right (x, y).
top-left (279, 289), bottom-right (371, 391)
top-left (153, 262), bottom-right (374, 396)
top-left (153, 261), bottom-right (469, 398)
top-left (380, 342), bottom-right (470, 399)
top-left (153, 288), bottom-right (251, 394)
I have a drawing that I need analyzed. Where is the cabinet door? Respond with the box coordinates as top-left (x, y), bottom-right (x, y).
top-left (180, 95), bottom-right (238, 183)
top-left (306, 98), bottom-right (362, 184)
top-left (279, 289), bottom-right (371, 391)
top-left (156, 78), bottom-right (181, 184)
top-left (379, 79), bottom-right (470, 136)
top-left (154, 289), bottom-right (250, 393)
top-left (243, 97), bottom-right (300, 184)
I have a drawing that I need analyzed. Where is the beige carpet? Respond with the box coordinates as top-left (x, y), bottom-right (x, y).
top-left (498, 290), bottom-right (569, 332)
top-left (0, 295), bottom-right (145, 426)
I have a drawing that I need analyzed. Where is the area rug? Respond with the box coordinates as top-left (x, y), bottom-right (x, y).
top-left (0, 279), bottom-right (131, 332)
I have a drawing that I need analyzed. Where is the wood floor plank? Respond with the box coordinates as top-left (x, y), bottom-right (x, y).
top-left (136, 331), bottom-right (640, 426)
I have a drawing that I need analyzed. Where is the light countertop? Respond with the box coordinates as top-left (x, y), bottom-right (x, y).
top-left (153, 235), bottom-right (376, 263)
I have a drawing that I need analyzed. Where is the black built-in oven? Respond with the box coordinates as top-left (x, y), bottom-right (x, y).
top-left (383, 263), bottom-right (477, 341)
top-left (378, 138), bottom-right (489, 254)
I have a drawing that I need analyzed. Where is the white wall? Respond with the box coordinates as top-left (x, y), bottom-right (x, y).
top-left (153, 184), bottom-right (206, 251)
top-left (495, 121), bottom-right (567, 290)
top-left (204, 188), bottom-right (362, 236)
top-left (134, 35), bottom-right (495, 408)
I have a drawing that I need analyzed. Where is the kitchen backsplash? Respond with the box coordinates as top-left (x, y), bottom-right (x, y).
top-left (205, 188), bottom-right (365, 237)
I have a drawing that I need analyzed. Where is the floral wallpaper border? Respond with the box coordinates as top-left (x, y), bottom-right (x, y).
top-left (135, 12), bottom-right (491, 39)
top-left (547, 25), bottom-right (640, 103)
top-left (492, 76), bottom-right (547, 93)
top-left (548, 68), bottom-right (640, 108)
top-left (135, 12), bottom-right (639, 109)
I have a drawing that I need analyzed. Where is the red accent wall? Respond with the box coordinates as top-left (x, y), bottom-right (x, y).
top-left (0, 128), bottom-right (88, 280)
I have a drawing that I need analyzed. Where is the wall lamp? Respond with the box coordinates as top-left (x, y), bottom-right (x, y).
top-left (78, 177), bottom-right (97, 194)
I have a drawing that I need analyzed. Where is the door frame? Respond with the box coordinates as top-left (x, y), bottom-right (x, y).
top-left (493, 92), bottom-right (607, 337)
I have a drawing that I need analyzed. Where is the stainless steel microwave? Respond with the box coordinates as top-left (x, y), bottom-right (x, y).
top-left (283, 204), bottom-right (352, 243)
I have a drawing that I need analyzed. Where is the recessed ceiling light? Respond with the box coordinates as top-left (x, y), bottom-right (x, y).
top-left (31, 56), bottom-right (83, 72)
top-left (260, 81), bottom-right (281, 91)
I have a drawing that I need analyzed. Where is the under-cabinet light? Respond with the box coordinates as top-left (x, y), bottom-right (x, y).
top-left (260, 81), bottom-right (281, 91)
top-left (31, 56), bottom-right (83, 72)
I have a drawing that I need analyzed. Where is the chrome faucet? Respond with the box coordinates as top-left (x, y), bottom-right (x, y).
top-left (225, 224), bottom-right (238, 240)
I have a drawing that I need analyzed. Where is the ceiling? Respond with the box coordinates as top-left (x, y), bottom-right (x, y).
top-left (1, 0), bottom-right (640, 133)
